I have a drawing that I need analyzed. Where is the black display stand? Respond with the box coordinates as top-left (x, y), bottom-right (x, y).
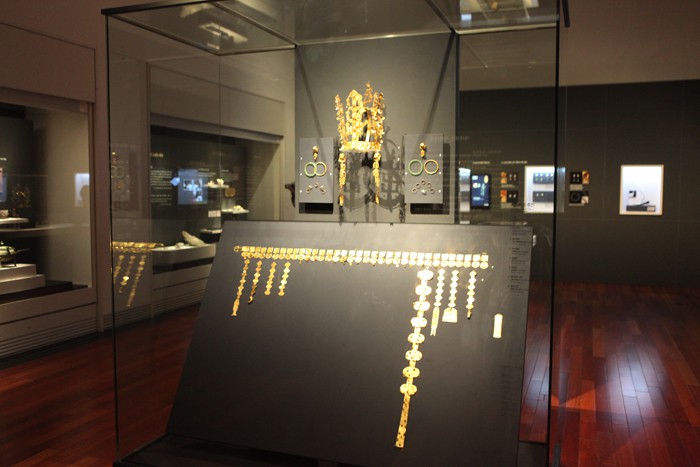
top-left (118, 221), bottom-right (533, 466)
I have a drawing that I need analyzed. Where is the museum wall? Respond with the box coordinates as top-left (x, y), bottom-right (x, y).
top-left (559, 0), bottom-right (700, 86)
top-left (460, 80), bottom-right (700, 287)
top-left (556, 80), bottom-right (700, 287)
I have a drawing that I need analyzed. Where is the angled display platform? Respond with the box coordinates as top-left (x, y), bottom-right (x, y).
top-left (119, 221), bottom-right (533, 466)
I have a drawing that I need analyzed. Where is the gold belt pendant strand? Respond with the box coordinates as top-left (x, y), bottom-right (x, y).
top-left (113, 253), bottom-right (125, 284)
top-left (126, 254), bottom-right (147, 308)
top-left (248, 260), bottom-right (263, 304)
top-left (232, 256), bottom-right (250, 316)
top-left (430, 268), bottom-right (445, 336)
top-left (466, 271), bottom-right (477, 318)
top-left (118, 254), bottom-right (136, 294)
top-left (441, 270), bottom-right (459, 323)
top-left (278, 261), bottom-right (291, 296)
top-left (265, 262), bottom-right (277, 296)
top-left (395, 268), bottom-right (433, 449)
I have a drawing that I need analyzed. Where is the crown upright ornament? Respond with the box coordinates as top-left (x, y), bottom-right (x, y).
top-left (334, 82), bottom-right (385, 206)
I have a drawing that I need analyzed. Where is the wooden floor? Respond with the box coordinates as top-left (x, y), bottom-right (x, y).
top-left (0, 307), bottom-right (198, 466)
top-left (550, 283), bottom-right (700, 467)
top-left (0, 283), bottom-right (698, 466)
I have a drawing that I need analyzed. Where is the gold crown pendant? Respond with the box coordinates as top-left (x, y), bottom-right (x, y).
top-left (334, 82), bottom-right (385, 206)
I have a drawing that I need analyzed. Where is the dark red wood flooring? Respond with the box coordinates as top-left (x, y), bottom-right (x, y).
top-left (550, 283), bottom-right (700, 466)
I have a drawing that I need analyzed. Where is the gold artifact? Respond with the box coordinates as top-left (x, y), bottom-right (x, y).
top-left (335, 82), bottom-right (385, 205)
top-left (265, 261), bottom-right (277, 296)
top-left (466, 271), bottom-right (477, 318)
top-left (304, 146), bottom-right (328, 178)
top-left (395, 268), bottom-right (433, 448)
top-left (248, 260), bottom-right (263, 304)
top-left (442, 270), bottom-right (459, 323)
top-left (407, 142), bottom-right (439, 177)
top-left (127, 254), bottom-right (147, 308)
top-left (232, 257), bottom-right (250, 315)
top-left (430, 268), bottom-right (445, 336)
top-left (112, 241), bottom-right (162, 307)
top-left (229, 243), bottom-right (493, 448)
top-left (279, 261), bottom-right (291, 296)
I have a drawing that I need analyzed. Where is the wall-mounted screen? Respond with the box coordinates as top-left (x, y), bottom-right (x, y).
top-left (0, 167), bottom-right (6, 203)
top-left (619, 165), bottom-right (663, 215)
top-left (470, 173), bottom-right (491, 209)
top-left (177, 169), bottom-right (209, 205)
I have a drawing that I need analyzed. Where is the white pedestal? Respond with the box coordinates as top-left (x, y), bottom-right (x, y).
top-left (0, 263), bottom-right (46, 294)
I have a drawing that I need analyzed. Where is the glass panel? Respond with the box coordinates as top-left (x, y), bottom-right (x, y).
top-left (217, 0), bottom-right (449, 43)
top-left (106, 2), bottom-right (558, 464)
top-left (108, 15), bottom-right (226, 455)
top-left (112, 3), bottom-right (292, 54)
top-left (456, 26), bottom-right (558, 460)
top-left (0, 102), bottom-right (92, 298)
top-left (432, 0), bottom-right (558, 32)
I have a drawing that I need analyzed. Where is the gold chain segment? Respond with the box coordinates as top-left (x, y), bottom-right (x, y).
top-left (232, 246), bottom-right (489, 269)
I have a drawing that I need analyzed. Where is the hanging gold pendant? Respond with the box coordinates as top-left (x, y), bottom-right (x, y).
top-left (265, 262), bottom-right (277, 296)
top-left (442, 270), bottom-right (459, 323)
top-left (430, 268), bottom-right (445, 335)
top-left (232, 257), bottom-right (250, 316)
top-left (126, 254), bottom-right (147, 308)
top-left (395, 267), bottom-right (433, 448)
top-left (466, 270), bottom-right (477, 318)
top-left (248, 260), bottom-right (263, 304)
top-left (279, 261), bottom-right (291, 296)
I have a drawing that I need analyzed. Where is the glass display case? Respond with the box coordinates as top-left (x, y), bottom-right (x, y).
top-left (0, 98), bottom-right (95, 358)
top-left (105, 1), bottom-right (558, 465)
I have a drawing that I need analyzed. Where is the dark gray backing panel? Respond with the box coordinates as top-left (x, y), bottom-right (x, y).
top-left (403, 134), bottom-right (444, 205)
top-left (167, 221), bottom-right (533, 466)
top-left (298, 137), bottom-right (334, 204)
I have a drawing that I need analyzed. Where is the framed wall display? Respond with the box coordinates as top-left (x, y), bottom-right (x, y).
top-left (619, 165), bottom-right (664, 215)
top-left (568, 169), bottom-right (589, 206)
top-left (524, 165), bottom-right (555, 213)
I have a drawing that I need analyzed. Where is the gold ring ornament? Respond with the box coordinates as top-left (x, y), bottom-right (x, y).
top-left (424, 159), bottom-right (439, 175)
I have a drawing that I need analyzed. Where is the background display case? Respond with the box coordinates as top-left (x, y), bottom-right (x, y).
top-left (0, 98), bottom-right (96, 358)
top-left (105, 1), bottom-right (558, 465)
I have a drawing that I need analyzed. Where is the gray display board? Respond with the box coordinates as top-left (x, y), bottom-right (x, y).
top-left (298, 137), bottom-right (334, 204)
top-left (403, 134), bottom-right (444, 205)
top-left (168, 221), bottom-right (533, 466)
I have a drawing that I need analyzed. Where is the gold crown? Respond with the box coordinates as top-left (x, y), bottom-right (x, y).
top-left (335, 82), bottom-right (385, 152)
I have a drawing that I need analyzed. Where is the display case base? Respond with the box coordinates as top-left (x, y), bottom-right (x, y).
top-left (115, 434), bottom-right (352, 467)
top-left (116, 435), bottom-right (545, 467)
